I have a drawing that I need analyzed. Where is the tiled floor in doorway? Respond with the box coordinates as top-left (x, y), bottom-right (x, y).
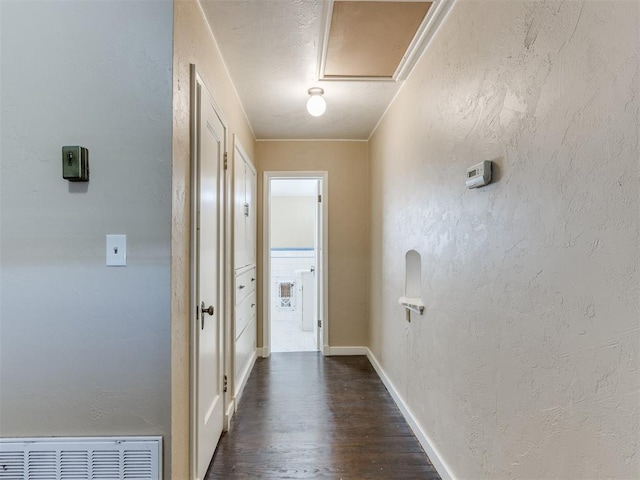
top-left (271, 309), bottom-right (316, 352)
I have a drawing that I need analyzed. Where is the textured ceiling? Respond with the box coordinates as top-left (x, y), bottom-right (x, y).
top-left (200, 0), bottom-right (450, 140)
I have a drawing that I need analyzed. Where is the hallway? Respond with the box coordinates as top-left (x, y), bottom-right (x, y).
top-left (206, 353), bottom-right (440, 479)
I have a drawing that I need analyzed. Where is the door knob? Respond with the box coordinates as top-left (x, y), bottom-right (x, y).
top-left (200, 301), bottom-right (214, 329)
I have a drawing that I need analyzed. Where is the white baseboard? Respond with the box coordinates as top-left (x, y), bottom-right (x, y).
top-left (366, 348), bottom-right (455, 480)
top-left (258, 346), bottom-right (270, 358)
top-left (234, 350), bottom-right (258, 412)
top-left (224, 400), bottom-right (235, 432)
top-left (326, 346), bottom-right (368, 356)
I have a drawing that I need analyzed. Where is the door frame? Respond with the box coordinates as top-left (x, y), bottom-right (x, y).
top-left (262, 171), bottom-right (329, 356)
top-left (189, 65), bottom-right (229, 479)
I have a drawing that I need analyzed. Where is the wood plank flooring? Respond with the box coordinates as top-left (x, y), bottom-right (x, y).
top-left (206, 352), bottom-right (441, 479)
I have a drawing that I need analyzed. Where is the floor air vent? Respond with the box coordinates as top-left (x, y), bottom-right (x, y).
top-left (0, 437), bottom-right (162, 480)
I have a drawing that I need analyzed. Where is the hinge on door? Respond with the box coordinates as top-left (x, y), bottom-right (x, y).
top-left (223, 374), bottom-right (228, 393)
top-left (318, 319), bottom-right (322, 328)
top-left (224, 152), bottom-right (228, 170)
top-left (318, 194), bottom-right (322, 203)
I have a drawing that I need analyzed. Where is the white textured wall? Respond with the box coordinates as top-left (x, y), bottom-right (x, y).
top-left (0, 0), bottom-right (173, 473)
top-left (369, 1), bottom-right (639, 478)
top-left (270, 196), bottom-right (316, 249)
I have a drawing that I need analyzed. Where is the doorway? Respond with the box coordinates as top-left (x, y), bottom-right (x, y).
top-left (189, 66), bottom-right (226, 480)
top-left (263, 172), bottom-right (328, 356)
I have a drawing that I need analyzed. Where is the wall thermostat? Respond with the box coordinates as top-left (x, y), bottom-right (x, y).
top-left (466, 160), bottom-right (492, 189)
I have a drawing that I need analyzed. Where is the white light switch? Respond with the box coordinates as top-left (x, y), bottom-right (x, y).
top-left (106, 234), bottom-right (127, 266)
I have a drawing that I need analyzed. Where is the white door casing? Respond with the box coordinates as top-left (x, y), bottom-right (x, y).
top-left (191, 67), bottom-right (226, 480)
top-left (314, 179), bottom-right (323, 350)
top-left (262, 172), bottom-right (329, 357)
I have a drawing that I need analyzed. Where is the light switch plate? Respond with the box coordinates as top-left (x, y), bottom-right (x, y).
top-left (106, 234), bottom-right (127, 266)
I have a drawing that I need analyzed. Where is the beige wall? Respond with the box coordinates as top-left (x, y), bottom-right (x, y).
top-left (256, 141), bottom-right (369, 348)
top-left (270, 196), bottom-right (316, 249)
top-left (172, 0), bottom-right (255, 477)
top-left (369, 1), bottom-right (639, 479)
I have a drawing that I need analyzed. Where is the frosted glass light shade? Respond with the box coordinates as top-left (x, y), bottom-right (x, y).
top-left (306, 89), bottom-right (326, 116)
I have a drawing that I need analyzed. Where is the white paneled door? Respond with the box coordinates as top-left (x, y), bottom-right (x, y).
top-left (193, 69), bottom-right (225, 480)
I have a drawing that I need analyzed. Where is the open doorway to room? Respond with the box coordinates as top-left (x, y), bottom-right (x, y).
top-left (263, 173), bottom-right (328, 355)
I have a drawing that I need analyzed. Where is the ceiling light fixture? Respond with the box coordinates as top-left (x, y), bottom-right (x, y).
top-left (306, 87), bottom-right (326, 117)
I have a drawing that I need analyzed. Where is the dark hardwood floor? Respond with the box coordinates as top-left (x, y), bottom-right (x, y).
top-left (206, 352), bottom-right (441, 479)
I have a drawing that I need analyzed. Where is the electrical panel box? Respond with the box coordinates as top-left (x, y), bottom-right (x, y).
top-left (62, 146), bottom-right (89, 182)
top-left (466, 160), bottom-right (492, 189)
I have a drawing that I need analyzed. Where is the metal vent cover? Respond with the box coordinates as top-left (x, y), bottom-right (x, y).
top-left (0, 437), bottom-right (162, 480)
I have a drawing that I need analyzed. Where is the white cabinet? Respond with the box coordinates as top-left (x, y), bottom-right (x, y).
top-left (234, 146), bottom-right (257, 270)
top-left (232, 139), bottom-right (257, 403)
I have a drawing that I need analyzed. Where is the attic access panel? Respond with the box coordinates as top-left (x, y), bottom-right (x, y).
top-left (321, 1), bottom-right (433, 80)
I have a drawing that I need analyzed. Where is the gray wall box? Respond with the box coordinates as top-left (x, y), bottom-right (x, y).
top-left (62, 146), bottom-right (89, 182)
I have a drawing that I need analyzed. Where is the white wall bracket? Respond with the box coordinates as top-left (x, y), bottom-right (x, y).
top-left (399, 296), bottom-right (425, 315)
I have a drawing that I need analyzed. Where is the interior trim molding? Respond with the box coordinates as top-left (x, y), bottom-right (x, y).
top-left (317, 0), bottom-right (455, 82)
top-left (224, 401), bottom-right (235, 432)
top-left (262, 171), bottom-right (330, 361)
top-left (366, 348), bottom-right (455, 480)
top-left (256, 138), bottom-right (369, 143)
top-left (234, 350), bottom-right (258, 411)
top-left (327, 346), bottom-right (368, 356)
